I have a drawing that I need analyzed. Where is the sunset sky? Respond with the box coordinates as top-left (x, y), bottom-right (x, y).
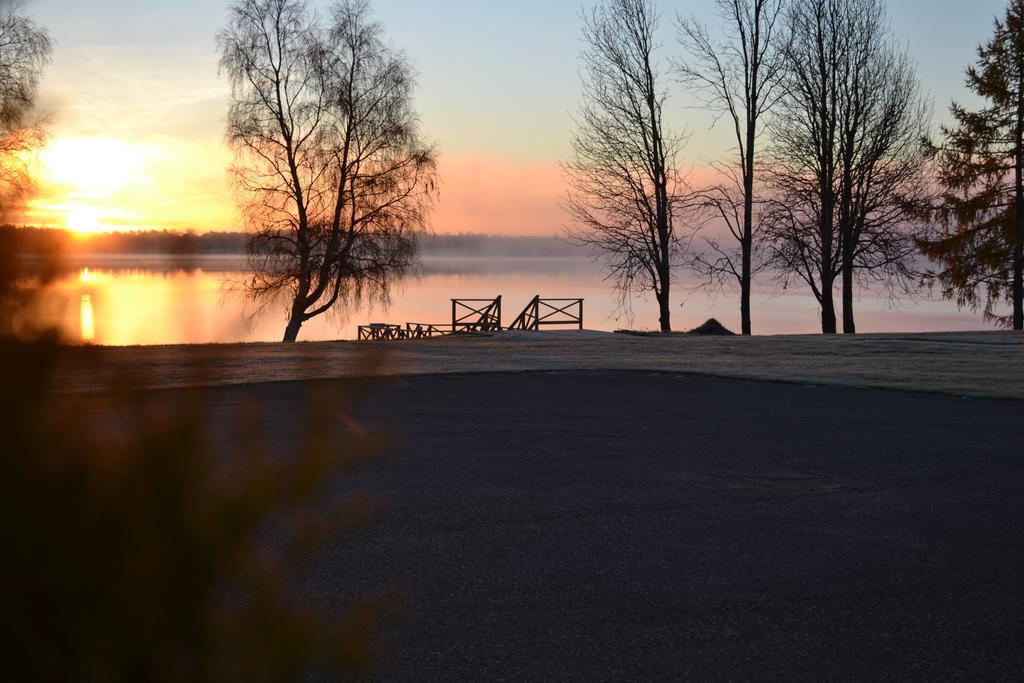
top-left (23, 0), bottom-right (1012, 235)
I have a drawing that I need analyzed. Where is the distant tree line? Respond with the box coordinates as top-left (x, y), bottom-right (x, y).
top-left (1, 226), bottom-right (584, 259)
top-left (0, 226), bottom-right (249, 255)
top-left (569, 0), bottom-right (1024, 333)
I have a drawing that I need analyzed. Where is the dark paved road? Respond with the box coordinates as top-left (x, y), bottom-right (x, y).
top-left (174, 373), bottom-right (1024, 678)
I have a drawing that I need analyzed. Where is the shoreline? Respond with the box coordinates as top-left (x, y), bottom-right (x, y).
top-left (51, 329), bottom-right (1024, 400)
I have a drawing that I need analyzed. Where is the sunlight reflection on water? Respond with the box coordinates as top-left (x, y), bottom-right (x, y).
top-left (20, 256), bottom-right (999, 345)
top-left (79, 294), bottom-right (94, 341)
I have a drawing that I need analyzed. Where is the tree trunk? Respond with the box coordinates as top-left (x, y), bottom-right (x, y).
top-left (821, 193), bottom-right (837, 335)
top-left (741, 158), bottom-right (755, 336)
top-left (740, 114), bottom-right (757, 336)
top-left (842, 251), bottom-right (856, 334)
top-left (740, 194), bottom-right (752, 336)
top-left (1015, 70), bottom-right (1024, 331)
top-left (740, 254), bottom-right (752, 336)
top-left (1014, 239), bottom-right (1024, 331)
top-left (283, 315), bottom-right (303, 343)
top-left (839, 148), bottom-right (856, 334)
top-left (821, 295), bottom-right (837, 334)
top-left (819, 100), bottom-right (837, 336)
top-left (820, 275), bottom-right (837, 334)
top-left (657, 282), bottom-right (671, 333)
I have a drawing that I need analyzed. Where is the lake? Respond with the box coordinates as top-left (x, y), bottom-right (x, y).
top-left (16, 255), bottom-right (997, 345)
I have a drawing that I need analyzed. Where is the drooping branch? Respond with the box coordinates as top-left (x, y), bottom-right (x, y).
top-left (219, 0), bottom-right (437, 342)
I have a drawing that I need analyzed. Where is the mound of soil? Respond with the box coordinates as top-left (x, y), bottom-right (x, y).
top-left (688, 318), bottom-right (736, 336)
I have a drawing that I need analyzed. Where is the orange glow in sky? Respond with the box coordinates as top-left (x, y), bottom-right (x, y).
top-left (24, 134), bottom-right (575, 236)
top-left (24, 135), bottom-right (238, 234)
top-left (19, 0), bottom-right (1013, 238)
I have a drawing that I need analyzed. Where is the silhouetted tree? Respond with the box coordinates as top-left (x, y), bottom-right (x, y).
top-left (219, 0), bottom-right (437, 342)
top-left (0, 0), bottom-right (52, 220)
top-left (921, 0), bottom-right (1024, 330)
top-left (764, 0), bottom-right (929, 334)
top-left (677, 0), bottom-right (789, 336)
top-left (565, 0), bottom-right (691, 332)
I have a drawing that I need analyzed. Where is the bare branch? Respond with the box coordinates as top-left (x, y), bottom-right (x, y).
top-left (565, 0), bottom-right (695, 332)
top-left (675, 0), bottom-right (789, 334)
top-left (219, 0), bottom-right (437, 341)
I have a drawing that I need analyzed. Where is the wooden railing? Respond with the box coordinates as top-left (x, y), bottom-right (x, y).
top-left (403, 323), bottom-right (455, 339)
top-left (357, 323), bottom-right (408, 341)
top-left (358, 295), bottom-right (584, 341)
top-left (507, 296), bottom-right (584, 331)
top-left (358, 323), bottom-right (460, 340)
top-left (451, 296), bottom-right (502, 332)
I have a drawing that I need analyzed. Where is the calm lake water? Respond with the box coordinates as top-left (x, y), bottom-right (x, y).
top-left (17, 255), bottom-right (996, 345)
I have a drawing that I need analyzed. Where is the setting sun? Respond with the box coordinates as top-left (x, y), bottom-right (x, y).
top-left (23, 134), bottom-right (237, 234)
top-left (42, 137), bottom-right (147, 198)
top-left (64, 204), bottom-right (104, 234)
top-left (28, 136), bottom-right (153, 234)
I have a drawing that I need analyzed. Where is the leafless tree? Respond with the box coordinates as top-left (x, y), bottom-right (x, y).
top-left (219, 0), bottom-right (437, 342)
top-left (565, 0), bottom-right (691, 332)
top-left (763, 0), bottom-right (930, 334)
top-left (677, 0), bottom-right (789, 336)
top-left (0, 0), bottom-right (52, 221)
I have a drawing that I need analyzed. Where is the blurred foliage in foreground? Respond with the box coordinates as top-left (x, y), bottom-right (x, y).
top-left (0, 246), bottom-right (390, 681)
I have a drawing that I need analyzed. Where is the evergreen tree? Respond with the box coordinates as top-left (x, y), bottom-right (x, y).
top-left (922, 0), bottom-right (1024, 330)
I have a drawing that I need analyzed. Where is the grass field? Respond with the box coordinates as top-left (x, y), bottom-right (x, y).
top-left (54, 330), bottom-right (1024, 399)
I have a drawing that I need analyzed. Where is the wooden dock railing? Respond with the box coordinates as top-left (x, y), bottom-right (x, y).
top-left (358, 322), bottom-right (457, 340)
top-left (451, 296), bottom-right (502, 332)
top-left (358, 295), bottom-right (583, 340)
top-left (507, 296), bottom-right (584, 331)
top-left (357, 323), bottom-right (407, 341)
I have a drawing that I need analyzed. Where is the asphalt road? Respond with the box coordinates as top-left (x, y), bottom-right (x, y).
top-left (143, 372), bottom-right (1024, 678)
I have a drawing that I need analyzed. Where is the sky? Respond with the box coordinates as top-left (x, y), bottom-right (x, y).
top-left (21, 0), bottom-right (1014, 235)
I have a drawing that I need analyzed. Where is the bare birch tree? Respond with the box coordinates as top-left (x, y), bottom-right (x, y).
top-left (565, 0), bottom-right (690, 332)
top-left (764, 0), bottom-right (929, 334)
top-left (0, 0), bottom-right (52, 220)
top-left (219, 0), bottom-right (437, 342)
top-left (677, 0), bottom-right (788, 336)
